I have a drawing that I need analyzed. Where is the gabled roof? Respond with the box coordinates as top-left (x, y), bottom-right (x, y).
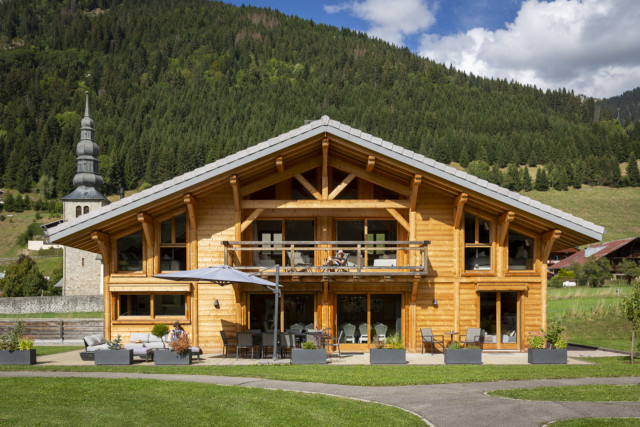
top-left (549, 237), bottom-right (639, 270)
top-left (49, 116), bottom-right (605, 246)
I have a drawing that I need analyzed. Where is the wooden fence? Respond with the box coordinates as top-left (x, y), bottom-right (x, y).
top-left (0, 319), bottom-right (103, 341)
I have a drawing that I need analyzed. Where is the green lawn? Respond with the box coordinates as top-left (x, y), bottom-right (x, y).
top-left (36, 346), bottom-right (85, 356)
top-left (526, 186), bottom-right (640, 242)
top-left (0, 377), bottom-right (424, 426)
top-left (0, 209), bottom-right (62, 259)
top-left (547, 286), bottom-right (635, 352)
top-left (489, 384), bottom-right (640, 401)
top-left (1, 356), bottom-right (638, 386)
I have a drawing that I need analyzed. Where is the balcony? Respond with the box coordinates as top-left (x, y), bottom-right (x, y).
top-left (222, 240), bottom-right (430, 276)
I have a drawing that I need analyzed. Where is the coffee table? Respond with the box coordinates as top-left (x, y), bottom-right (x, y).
top-left (132, 347), bottom-right (154, 362)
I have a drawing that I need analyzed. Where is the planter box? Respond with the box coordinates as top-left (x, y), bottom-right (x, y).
top-left (0, 349), bottom-right (36, 365)
top-left (95, 349), bottom-right (133, 365)
top-left (444, 348), bottom-right (482, 365)
top-left (291, 348), bottom-right (327, 365)
top-left (370, 348), bottom-right (406, 365)
top-left (154, 349), bottom-right (192, 365)
top-left (528, 348), bottom-right (567, 364)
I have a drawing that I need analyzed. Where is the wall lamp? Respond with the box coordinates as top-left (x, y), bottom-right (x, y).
top-left (432, 299), bottom-right (438, 306)
top-left (214, 299), bottom-right (220, 308)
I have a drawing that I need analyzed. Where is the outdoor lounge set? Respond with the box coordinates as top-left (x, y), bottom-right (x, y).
top-left (81, 333), bottom-right (202, 362)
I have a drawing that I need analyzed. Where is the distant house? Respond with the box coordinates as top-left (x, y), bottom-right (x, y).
top-left (548, 237), bottom-right (640, 278)
top-left (547, 247), bottom-right (580, 265)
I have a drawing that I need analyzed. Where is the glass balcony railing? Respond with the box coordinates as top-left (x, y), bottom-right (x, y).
top-left (222, 240), bottom-right (430, 276)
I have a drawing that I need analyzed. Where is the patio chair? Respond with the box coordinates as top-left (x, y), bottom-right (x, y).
top-left (343, 323), bottom-right (356, 343)
top-left (305, 323), bottom-right (314, 331)
top-left (287, 251), bottom-right (313, 272)
top-left (236, 333), bottom-right (256, 360)
top-left (280, 332), bottom-right (296, 358)
top-left (220, 330), bottom-right (236, 358)
top-left (358, 323), bottom-right (368, 343)
top-left (420, 328), bottom-right (445, 354)
top-left (461, 328), bottom-right (485, 348)
top-left (290, 323), bottom-right (304, 333)
top-left (374, 323), bottom-right (388, 343)
top-left (324, 330), bottom-right (343, 358)
top-left (262, 332), bottom-right (276, 359)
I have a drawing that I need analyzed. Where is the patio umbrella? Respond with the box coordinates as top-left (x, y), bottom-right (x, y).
top-left (154, 265), bottom-right (281, 360)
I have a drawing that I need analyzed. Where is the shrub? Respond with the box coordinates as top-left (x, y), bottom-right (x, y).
top-left (0, 321), bottom-right (31, 352)
top-left (527, 332), bottom-right (545, 349)
top-left (384, 333), bottom-right (403, 350)
top-left (151, 324), bottom-right (170, 348)
top-left (302, 340), bottom-right (317, 350)
top-left (169, 334), bottom-right (191, 355)
top-left (107, 335), bottom-right (123, 350)
top-left (19, 335), bottom-right (35, 351)
top-left (447, 341), bottom-right (462, 350)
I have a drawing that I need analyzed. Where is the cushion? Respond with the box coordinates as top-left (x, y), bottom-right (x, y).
top-left (87, 343), bottom-right (109, 351)
top-left (92, 334), bottom-right (107, 345)
top-left (84, 335), bottom-right (100, 347)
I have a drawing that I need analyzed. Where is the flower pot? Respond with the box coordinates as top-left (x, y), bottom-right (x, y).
top-left (444, 348), bottom-right (482, 365)
top-left (94, 349), bottom-right (133, 365)
top-left (528, 348), bottom-right (567, 364)
top-left (370, 348), bottom-right (406, 365)
top-left (0, 349), bottom-right (36, 365)
top-left (154, 349), bottom-right (192, 365)
top-left (291, 348), bottom-right (327, 365)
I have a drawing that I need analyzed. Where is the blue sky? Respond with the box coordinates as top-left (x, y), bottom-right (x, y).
top-left (225, 1), bottom-right (640, 98)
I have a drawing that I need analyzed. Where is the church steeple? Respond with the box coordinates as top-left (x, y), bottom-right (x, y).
top-left (61, 91), bottom-right (108, 203)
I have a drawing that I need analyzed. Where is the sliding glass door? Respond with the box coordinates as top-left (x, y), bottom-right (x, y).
top-left (479, 291), bottom-right (520, 349)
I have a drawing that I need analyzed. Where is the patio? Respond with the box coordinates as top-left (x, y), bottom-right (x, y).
top-left (34, 346), bottom-right (620, 366)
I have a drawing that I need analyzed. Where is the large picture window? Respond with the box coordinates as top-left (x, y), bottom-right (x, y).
top-left (118, 293), bottom-right (187, 318)
top-left (253, 220), bottom-right (315, 267)
top-left (335, 219), bottom-right (398, 266)
top-left (160, 214), bottom-right (187, 272)
top-left (117, 230), bottom-right (143, 272)
top-left (464, 214), bottom-right (492, 271)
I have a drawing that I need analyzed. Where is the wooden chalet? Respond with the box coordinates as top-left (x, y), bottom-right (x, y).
top-left (49, 116), bottom-right (604, 353)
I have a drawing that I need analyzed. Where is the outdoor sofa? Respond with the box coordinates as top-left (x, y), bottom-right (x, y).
top-left (124, 333), bottom-right (203, 359)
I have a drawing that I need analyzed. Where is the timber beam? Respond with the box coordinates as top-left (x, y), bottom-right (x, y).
top-left (91, 231), bottom-right (111, 263)
top-left (366, 156), bottom-right (375, 173)
top-left (498, 211), bottom-right (516, 246)
top-left (322, 139), bottom-right (329, 200)
top-left (240, 157), bottom-right (322, 197)
top-left (386, 208), bottom-right (410, 232)
top-left (275, 156), bottom-right (284, 173)
top-left (137, 212), bottom-right (153, 248)
top-left (329, 157), bottom-right (411, 197)
top-left (294, 173), bottom-right (322, 200)
top-left (240, 209), bottom-right (264, 233)
top-left (410, 174), bottom-right (422, 211)
top-left (541, 229), bottom-right (562, 262)
top-left (453, 193), bottom-right (468, 229)
top-left (242, 199), bottom-right (410, 209)
top-left (328, 173), bottom-right (356, 200)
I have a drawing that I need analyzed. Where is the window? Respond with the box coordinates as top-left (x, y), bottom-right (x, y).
top-left (291, 169), bottom-right (318, 200)
top-left (159, 214), bottom-right (187, 271)
top-left (118, 293), bottom-right (186, 318)
top-left (253, 220), bottom-right (315, 267)
top-left (464, 213), bottom-right (492, 271)
top-left (83, 206), bottom-right (89, 214)
top-left (335, 219), bottom-right (397, 266)
top-left (508, 231), bottom-right (534, 270)
top-left (117, 230), bottom-right (143, 272)
top-left (76, 206), bottom-right (81, 217)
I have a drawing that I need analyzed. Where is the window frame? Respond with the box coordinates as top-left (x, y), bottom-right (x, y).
top-left (462, 210), bottom-right (495, 275)
top-left (157, 211), bottom-right (189, 273)
top-left (506, 226), bottom-right (538, 274)
top-left (112, 227), bottom-right (146, 276)
top-left (114, 292), bottom-right (191, 323)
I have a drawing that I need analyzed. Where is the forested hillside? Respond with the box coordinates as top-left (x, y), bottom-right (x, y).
top-left (600, 87), bottom-right (640, 124)
top-left (1, 0), bottom-right (639, 199)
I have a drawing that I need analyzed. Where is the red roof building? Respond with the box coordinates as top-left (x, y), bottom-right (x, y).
top-left (548, 237), bottom-right (640, 274)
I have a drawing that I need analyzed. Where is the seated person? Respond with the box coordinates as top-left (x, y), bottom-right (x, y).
top-left (326, 250), bottom-right (347, 266)
top-left (170, 321), bottom-right (186, 342)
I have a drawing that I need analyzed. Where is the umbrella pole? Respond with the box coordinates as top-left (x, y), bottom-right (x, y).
top-left (273, 265), bottom-right (280, 361)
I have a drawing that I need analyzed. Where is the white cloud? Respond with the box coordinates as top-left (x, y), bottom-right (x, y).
top-left (325, 0), bottom-right (435, 46)
top-left (418, 0), bottom-right (640, 98)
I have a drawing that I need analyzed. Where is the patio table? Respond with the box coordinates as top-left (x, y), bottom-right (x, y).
top-left (446, 330), bottom-right (460, 344)
top-left (133, 347), bottom-right (154, 362)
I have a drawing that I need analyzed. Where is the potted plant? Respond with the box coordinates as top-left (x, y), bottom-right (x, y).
top-left (291, 340), bottom-right (327, 365)
top-left (370, 333), bottom-right (406, 364)
top-left (95, 335), bottom-right (133, 365)
top-left (0, 321), bottom-right (36, 365)
top-left (444, 341), bottom-right (482, 365)
top-left (528, 322), bottom-right (568, 364)
top-left (151, 323), bottom-right (170, 349)
top-left (155, 334), bottom-right (193, 365)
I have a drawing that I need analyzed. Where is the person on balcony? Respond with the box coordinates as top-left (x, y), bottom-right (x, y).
top-left (326, 250), bottom-right (347, 266)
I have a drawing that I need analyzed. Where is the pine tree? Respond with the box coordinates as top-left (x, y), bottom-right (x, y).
top-left (489, 163), bottom-right (503, 185)
top-left (554, 166), bottom-right (569, 191)
top-left (504, 163), bottom-right (522, 191)
top-left (522, 167), bottom-right (532, 191)
top-left (534, 168), bottom-right (549, 191)
top-left (627, 152), bottom-right (640, 186)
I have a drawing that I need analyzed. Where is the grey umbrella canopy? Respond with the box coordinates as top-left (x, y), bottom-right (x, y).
top-left (154, 265), bottom-right (281, 360)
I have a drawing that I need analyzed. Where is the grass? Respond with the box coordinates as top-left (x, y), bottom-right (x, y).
top-left (0, 209), bottom-right (62, 259)
top-left (549, 418), bottom-right (640, 426)
top-left (0, 356), bottom-right (638, 386)
top-left (0, 377), bottom-right (424, 426)
top-left (526, 185), bottom-right (640, 242)
top-left (489, 384), bottom-right (640, 401)
top-left (35, 346), bottom-right (85, 356)
top-left (0, 312), bottom-right (103, 318)
top-left (547, 286), bottom-right (635, 352)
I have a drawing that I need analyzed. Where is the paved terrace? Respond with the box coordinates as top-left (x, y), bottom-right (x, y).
top-left (36, 345), bottom-right (623, 366)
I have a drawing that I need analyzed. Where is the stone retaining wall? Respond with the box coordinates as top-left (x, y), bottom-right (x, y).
top-left (0, 295), bottom-right (103, 314)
